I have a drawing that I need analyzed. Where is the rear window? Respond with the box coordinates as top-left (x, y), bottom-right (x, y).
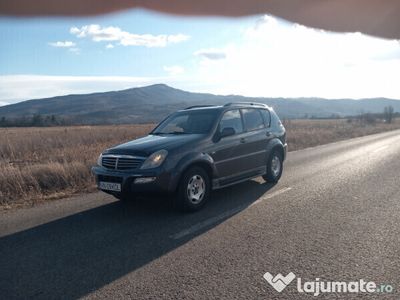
top-left (260, 109), bottom-right (271, 127)
top-left (241, 109), bottom-right (265, 131)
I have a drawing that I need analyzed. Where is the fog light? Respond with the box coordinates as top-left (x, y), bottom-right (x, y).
top-left (134, 177), bottom-right (156, 184)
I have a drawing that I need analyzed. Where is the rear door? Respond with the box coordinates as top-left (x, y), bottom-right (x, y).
top-left (238, 108), bottom-right (269, 171)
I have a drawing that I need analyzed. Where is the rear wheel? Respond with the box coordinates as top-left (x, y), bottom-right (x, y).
top-left (176, 166), bottom-right (210, 212)
top-left (263, 150), bottom-right (283, 183)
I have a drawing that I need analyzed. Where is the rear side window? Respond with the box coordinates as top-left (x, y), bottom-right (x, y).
top-left (241, 109), bottom-right (265, 131)
top-left (270, 110), bottom-right (283, 128)
top-left (260, 109), bottom-right (271, 127)
top-left (219, 109), bottom-right (243, 134)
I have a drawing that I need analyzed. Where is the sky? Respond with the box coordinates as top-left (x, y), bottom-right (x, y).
top-left (0, 10), bottom-right (400, 106)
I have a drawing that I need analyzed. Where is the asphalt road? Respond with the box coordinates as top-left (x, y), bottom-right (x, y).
top-left (1, 130), bottom-right (400, 299)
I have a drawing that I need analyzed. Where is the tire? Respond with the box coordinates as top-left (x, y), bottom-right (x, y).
top-left (263, 150), bottom-right (283, 183)
top-left (175, 166), bottom-right (210, 212)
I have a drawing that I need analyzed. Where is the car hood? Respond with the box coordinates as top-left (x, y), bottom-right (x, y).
top-left (104, 134), bottom-right (204, 157)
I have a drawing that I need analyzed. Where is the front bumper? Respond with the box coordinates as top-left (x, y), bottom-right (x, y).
top-left (91, 166), bottom-right (174, 195)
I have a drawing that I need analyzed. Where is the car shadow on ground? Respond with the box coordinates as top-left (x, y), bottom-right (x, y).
top-left (0, 180), bottom-right (276, 299)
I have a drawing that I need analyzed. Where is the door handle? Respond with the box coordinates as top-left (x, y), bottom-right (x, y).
top-left (266, 131), bottom-right (271, 137)
top-left (240, 137), bottom-right (246, 143)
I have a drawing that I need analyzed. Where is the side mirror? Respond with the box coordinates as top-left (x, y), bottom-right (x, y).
top-left (220, 127), bottom-right (235, 138)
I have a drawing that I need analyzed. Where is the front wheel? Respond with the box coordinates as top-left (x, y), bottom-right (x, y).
top-left (263, 150), bottom-right (283, 183)
top-left (176, 166), bottom-right (210, 212)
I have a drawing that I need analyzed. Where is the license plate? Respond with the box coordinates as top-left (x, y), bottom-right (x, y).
top-left (99, 181), bottom-right (121, 192)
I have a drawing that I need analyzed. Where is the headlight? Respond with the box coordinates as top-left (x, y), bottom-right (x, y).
top-left (97, 154), bottom-right (103, 166)
top-left (140, 150), bottom-right (168, 169)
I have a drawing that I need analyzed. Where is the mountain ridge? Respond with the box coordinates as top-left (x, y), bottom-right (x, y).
top-left (0, 84), bottom-right (399, 124)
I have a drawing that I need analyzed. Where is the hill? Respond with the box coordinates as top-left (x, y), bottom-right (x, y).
top-left (0, 84), bottom-right (399, 124)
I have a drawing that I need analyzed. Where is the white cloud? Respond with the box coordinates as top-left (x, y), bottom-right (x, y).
top-left (167, 34), bottom-right (191, 44)
top-left (163, 65), bottom-right (185, 76)
top-left (0, 75), bottom-right (170, 103)
top-left (68, 48), bottom-right (80, 54)
top-left (244, 15), bottom-right (400, 66)
top-left (49, 41), bottom-right (76, 48)
top-left (69, 27), bottom-right (81, 36)
top-left (106, 44), bottom-right (114, 49)
top-left (194, 49), bottom-right (227, 60)
top-left (70, 24), bottom-right (190, 48)
top-left (191, 15), bottom-right (400, 99)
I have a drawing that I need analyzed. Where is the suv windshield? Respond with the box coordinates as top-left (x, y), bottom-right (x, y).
top-left (152, 110), bottom-right (219, 134)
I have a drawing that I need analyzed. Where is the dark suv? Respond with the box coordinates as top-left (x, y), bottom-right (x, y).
top-left (92, 102), bottom-right (287, 211)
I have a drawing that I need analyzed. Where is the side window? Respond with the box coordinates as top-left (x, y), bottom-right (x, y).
top-left (260, 109), bottom-right (271, 127)
top-left (270, 110), bottom-right (283, 128)
top-left (241, 109), bottom-right (265, 131)
top-left (219, 110), bottom-right (243, 134)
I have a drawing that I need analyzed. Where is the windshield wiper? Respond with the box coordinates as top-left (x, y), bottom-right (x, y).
top-left (152, 131), bottom-right (190, 135)
top-left (169, 131), bottom-right (190, 134)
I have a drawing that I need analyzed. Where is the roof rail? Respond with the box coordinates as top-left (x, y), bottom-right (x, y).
top-left (184, 105), bottom-right (217, 110)
top-left (224, 102), bottom-right (267, 107)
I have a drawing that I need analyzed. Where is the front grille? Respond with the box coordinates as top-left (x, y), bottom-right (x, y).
top-left (102, 157), bottom-right (118, 169)
top-left (102, 155), bottom-right (145, 170)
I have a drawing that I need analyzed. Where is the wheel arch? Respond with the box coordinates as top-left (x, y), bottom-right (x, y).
top-left (271, 144), bottom-right (284, 160)
top-left (169, 152), bottom-right (216, 192)
top-left (266, 138), bottom-right (285, 162)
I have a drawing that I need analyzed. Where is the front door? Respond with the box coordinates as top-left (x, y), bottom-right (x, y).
top-left (209, 109), bottom-right (246, 180)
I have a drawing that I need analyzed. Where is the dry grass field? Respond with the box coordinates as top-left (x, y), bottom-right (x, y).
top-left (283, 118), bottom-right (400, 150)
top-left (1, 119), bottom-right (399, 208)
top-left (0, 124), bottom-right (154, 208)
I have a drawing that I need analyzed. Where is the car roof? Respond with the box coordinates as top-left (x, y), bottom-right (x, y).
top-left (183, 102), bottom-right (272, 111)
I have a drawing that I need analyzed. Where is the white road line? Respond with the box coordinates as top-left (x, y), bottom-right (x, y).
top-left (371, 145), bottom-right (389, 153)
top-left (250, 187), bottom-right (292, 207)
top-left (170, 187), bottom-right (292, 240)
